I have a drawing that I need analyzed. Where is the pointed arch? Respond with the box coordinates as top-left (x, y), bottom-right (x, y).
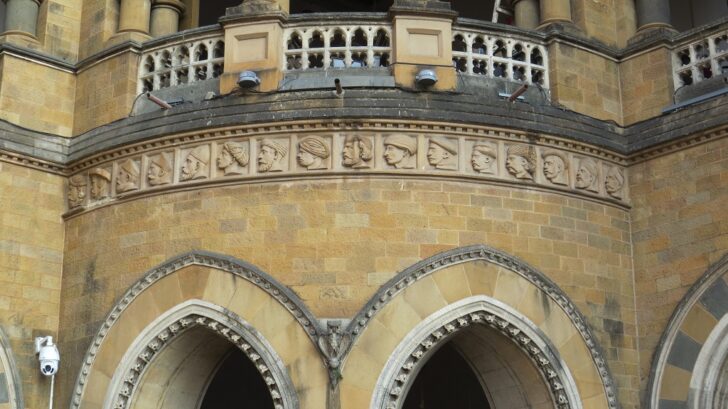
top-left (647, 253), bottom-right (728, 409)
top-left (0, 326), bottom-right (23, 409)
top-left (71, 251), bottom-right (327, 409)
top-left (343, 245), bottom-right (619, 409)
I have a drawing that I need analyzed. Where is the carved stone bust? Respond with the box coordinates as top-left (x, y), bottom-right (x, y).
top-left (505, 144), bottom-right (536, 180)
top-left (471, 143), bottom-right (497, 174)
top-left (258, 139), bottom-right (288, 173)
top-left (217, 142), bottom-right (249, 176)
top-left (117, 159), bottom-right (140, 193)
top-left (89, 168), bottom-right (112, 200)
top-left (297, 136), bottom-right (330, 170)
top-left (68, 174), bottom-right (87, 208)
top-left (383, 134), bottom-right (416, 169)
top-left (342, 134), bottom-right (373, 169)
top-left (542, 150), bottom-right (568, 185)
top-left (427, 137), bottom-right (457, 170)
top-left (181, 145), bottom-right (210, 181)
top-left (147, 154), bottom-right (173, 186)
top-left (575, 158), bottom-right (599, 192)
top-left (605, 166), bottom-right (624, 199)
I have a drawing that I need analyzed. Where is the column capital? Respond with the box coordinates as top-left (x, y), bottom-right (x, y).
top-left (152, 0), bottom-right (185, 13)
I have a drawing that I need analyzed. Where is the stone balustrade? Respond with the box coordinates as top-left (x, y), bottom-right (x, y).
top-left (452, 27), bottom-right (549, 88)
top-left (283, 23), bottom-right (393, 71)
top-left (673, 28), bottom-right (728, 90)
top-left (138, 33), bottom-right (225, 93)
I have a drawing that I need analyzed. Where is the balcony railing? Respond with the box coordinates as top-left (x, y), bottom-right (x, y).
top-left (673, 29), bottom-right (728, 89)
top-left (452, 27), bottom-right (549, 88)
top-left (138, 32), bottom-right (225, 94)
top-left (283, 23), bottom-right (392, 71)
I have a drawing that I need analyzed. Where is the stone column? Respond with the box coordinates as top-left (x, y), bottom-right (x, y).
top-left (513, 0), bottom-right (539, 30)
top-left (539, 0), bottom-right (572, 26)
top-left (635, 0), bottom-right (671, 31)
top-left (150, 0), bottom-right (185, 37)
top-left (3, 0), bottom-right (40, 37)
top-left (117, 0), bottom-right (152, 35)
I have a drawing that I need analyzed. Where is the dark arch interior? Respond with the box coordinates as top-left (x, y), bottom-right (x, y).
top-left (199, 347), bottom-right (274, 409)
top-left (403, 343), bottom-right (491, 409)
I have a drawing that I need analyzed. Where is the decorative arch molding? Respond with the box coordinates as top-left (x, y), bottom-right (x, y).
top-left (370, 296), bottom-right (582, 409)
top-left (103, 300), bottom-right (299, 409)
top-left (689, 314), bottom-right (728, 409)
top-left (70, 251), bottom-right (324, 409)
top-left (647, 253), bottom-right (728, 409)
top-left (345, 244), bottom-right (619, 409)
top-left (0, 326), bottom-right (23, 409)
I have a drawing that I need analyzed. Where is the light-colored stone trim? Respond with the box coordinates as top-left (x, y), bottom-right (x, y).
top-left (352, 244), bottom-right (619, 409)
top-left (627, 124), bottom-right (728, 165)
top-left (70, 251), bottom-right (322, 409)
top-left (0, 149), bottom-right (65, 175)
top-left (104, 301), bottom-right (297, 409)
top-left (689, 314), bottom-right (728, 409)
top-left (0, 327), bottom-right (23, 409)
top-left (63, 122), bottom-right (630, 216)
top-left (371, 296), bottom-right (581, 409)
top-left (647, 253), bottom-right (728, 409)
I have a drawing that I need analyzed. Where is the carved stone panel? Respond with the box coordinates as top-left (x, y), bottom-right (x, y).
top-left (574, 157), bottom-right (599, 193)
top-left (296, 135), bottom-right (331, 171)
top-left (181, 145), bottom-right (211, 181)
top-left (604, 165), bottom-right (625, 199)
top-left (470, 142), bottom-right (497, 175)
top-left (68, 174), bottom-right (87, 208)
top-left (505, 144), bottom-right (536, 180)
top-left (216, 141), bottom-right (250, 176)
top-left (116, 159), bottom-right (141, 193)
top-left (146, 152), bottom-right (174, 186)
top-left (89, 167), bottom-right (112, 200)
top-left (340, 134), bottom-right (373, 169)
top-left (257, 139), bottom-right (288, 173)
top-left (427, 136), bottom-right (458, 170)
top-left (383, 133), bottom-right (417, 169)
top-left (541, 149), bottom-right (569, 186)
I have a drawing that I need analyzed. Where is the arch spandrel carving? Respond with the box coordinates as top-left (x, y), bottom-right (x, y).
top-left (342, 245), bottom-right (618, 409)
top-left (71, 251), bottom-right (327, 409)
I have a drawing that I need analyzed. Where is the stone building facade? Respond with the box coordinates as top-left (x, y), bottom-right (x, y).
top-left (0, 0), bottom-right (727, 409)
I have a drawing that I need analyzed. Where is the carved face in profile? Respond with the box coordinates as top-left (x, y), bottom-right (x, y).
top-left (89, 169), bottom-right (111, 200)
top-left (384, 144), bottom-right (408, 166)
top-left (217, 148), bottom-right (234, 170)
top-left (117, 160), bottom-right (140, 192)
top-left (542, 152), bottom-right (568, 185)
top-left (506, 155), bottom-right (530, 178)
top-left (605, 167), bottom-right (624, 198)
top-left (471, 145), bottom-right (496, 174)
top-left (427, 144), bottom-right (447, 166)
top-left (68, 175), bottom-right (87, 208)
top-left (575, 159), bottom-right (598, 191)
top-left (258, 145), bottom-right (278, 172)
top-left (342, 135), bottom-right (372, 168)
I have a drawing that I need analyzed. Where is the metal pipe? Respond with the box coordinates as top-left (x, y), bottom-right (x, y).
top-left (334, 78), bottom-right (343, 95)
top-left (146, 92), bottom-right (173, 109)
top-left (508, 84), bottom-right (529, 102)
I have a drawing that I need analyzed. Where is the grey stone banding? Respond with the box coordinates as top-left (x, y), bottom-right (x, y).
top-left (70, 251), bottom-right (324, 409)
top-left (349, 244), bottom-right (620, 409)
top-left (646, 253), bottom-right (728, 409)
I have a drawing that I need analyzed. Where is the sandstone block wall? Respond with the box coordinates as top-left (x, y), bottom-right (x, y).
top-left (0, 161), bottom-right (65, 409)
top-left (58, 178), bottom-right (639, 409)
top-left (630, 136), bottom-right (728, 389)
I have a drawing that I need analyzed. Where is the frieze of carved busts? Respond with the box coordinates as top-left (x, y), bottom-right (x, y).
top-left (147, 153), bottom-right (173, 186)
top-left (383, 134), bottom-right (416, 169)
top-left (68, 174), bottom-right (87, 208)
top-left (542, 150), bottom-right (568, 185)
top-left (575, 158), bottom-right (599, 192)
top-left (505, 144), bottom-right (536, 180)
top-left (427, 137), bottom-right (457, 170)
top-left (297, 136), bottom-right (330, 170)
top-left (217, 142), bottom-right (249, 176)
top-left (258, 139), bottom-right (288, 173)
top-left (605, 166), bottom-right (624, 199)
top-left (89, 168), bottom-right (112, 200)
top-left (117, 159), bottom-right (140, 193)
top-left (181, 145), bottom-right (210, 181)
top-left (342, 134), bottom-right (373, 169)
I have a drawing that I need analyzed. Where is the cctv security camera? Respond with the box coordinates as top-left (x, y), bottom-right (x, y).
top-left (35, 336), bottom-right (60, 377)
